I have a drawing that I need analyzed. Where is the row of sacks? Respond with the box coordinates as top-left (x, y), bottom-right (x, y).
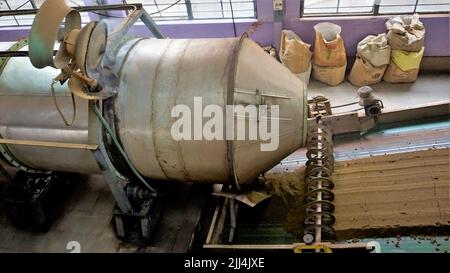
top-left (279, 22), bottom-right (347, 86)
top-left (279, 14), bottom-right (425, 87)
top-left (350, 13), bottom-right (425, 86)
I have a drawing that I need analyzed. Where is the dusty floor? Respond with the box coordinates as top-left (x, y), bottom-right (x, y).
top-left (0, 174), bottom-right (206, 253)
top-left (0, 175), bottom-right (120, 253)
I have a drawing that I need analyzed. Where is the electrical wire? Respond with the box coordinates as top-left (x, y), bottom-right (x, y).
top-left (70, 0), bottom-right (183, 18)
top-left (69, 0), bottom-right (131, 18)
top-left (330, 101), bottom-right (359, 108)
top-left (51, 80), bottom-right (77, 126)
top-left (92, 104), bottom-right (158, 196)
top-left (338, 107), bottom-right (365, 114)
top-left (149, 0), bottom-right (183, 15)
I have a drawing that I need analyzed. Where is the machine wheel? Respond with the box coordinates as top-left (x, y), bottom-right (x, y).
top-left (3, 175), bottom-right (51, 231)
top-left (2, 171), bottom-right (77, 232)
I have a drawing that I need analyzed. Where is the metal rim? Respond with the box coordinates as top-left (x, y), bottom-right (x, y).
top-left (226, 37), bottom-right (244, 189)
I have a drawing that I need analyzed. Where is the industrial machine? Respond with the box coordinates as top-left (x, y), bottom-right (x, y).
top-left (0, 1), bottom-right (447, 253)
top-left (0, 0), bottom-right (309, 244)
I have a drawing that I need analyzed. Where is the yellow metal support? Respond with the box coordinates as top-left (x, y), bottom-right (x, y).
top-left (0, 138), bottom-right (98, 150)
top-left (293, 244), bottom-right (333, 253)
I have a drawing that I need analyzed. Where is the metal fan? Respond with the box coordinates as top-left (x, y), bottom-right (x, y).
top-left (28, 0), bottom-right (164, 102)
top-left (28, 0), bottom-right (110, 100)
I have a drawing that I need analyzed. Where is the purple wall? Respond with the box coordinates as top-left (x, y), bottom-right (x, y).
top-left (129, 21), bottom-right (274, 46)
top-left (283, 0), bottom-right (450, 57)
top-left (283, 16), bottom-right (450, 57)
top-left (0, 0), bottom-right (448, 56)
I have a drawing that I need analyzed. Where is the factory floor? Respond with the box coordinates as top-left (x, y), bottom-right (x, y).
top-left (0, 174), bottom-right (207, 253)
top-left (0, 175), bottom-right (120, 253)
top-left (0, 73), bottom-right (449, 253)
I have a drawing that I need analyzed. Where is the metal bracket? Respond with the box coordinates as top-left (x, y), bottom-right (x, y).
top-left (139, 8), bottom-right (165, 39)
top-left (205, 197), bottom-right (230, 245)
top-left (0, 139), bottom-right (98, 150)
top-left (90, 101), bottom-right (132, 213)
top-left (293, 244), bottom-right (333, 253)
top-left (205, 193), bottom-right (240, 245)
top-left (203, 242), bottom-right (377, 253)
top-left (0, 38), bottom-right (28, 70)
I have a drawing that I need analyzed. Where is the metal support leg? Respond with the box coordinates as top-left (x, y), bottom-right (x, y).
top-left (228, 199), bottom-right (238, 243)
top-left (91, 101), bottom-right (161, 244)
top-left (91, 101), bottom-right (132, 213)
top-left (205, 195), bottom-right (239, 245)
top-left (92, 149), bottom-right (132, 213)
top-left (140, 9), bottom-right (166, 39)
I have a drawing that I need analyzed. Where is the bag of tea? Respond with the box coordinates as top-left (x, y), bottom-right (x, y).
top-left (313, 22), bottom-right (347, 67)
top-left (386, 14), bottom-right (425, 52)
top-left (279, 30), bottom-right (312, 73)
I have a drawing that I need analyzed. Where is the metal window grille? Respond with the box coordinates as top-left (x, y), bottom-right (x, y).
top-left (0, 0), bottom-right (91, 27)
top-left (131, 0), bottom-right (257, 21)
top-left (300, 0), bottom-right (450, 17)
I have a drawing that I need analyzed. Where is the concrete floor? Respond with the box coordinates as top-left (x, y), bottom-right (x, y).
top-left (0, 175), bottom-right (121, 253)
top-left (0, 173), bottom-right (206, 253)
top-left (0, 73), bottom-right (448, 253)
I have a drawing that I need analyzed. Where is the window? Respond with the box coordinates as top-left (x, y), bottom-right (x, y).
top-left (0, 0), bottom-right (90, 27)
top-left (131, 0), bottom-right (257, 21)
top-left (0, 0), bottom-right (257, 27)
top-left (301, 0), bottom-right (450, 17)
top-left (1, 0), bottom-right (36, 26)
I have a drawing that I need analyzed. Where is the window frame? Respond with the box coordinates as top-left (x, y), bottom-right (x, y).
top-left (129, 0), bottom-right (258, 21)
top-left (300, 0), bottom-right (450, 18)
top-left (0, 0), bottom-right (91, 27)
top-left (0, 0), bottom-right (37, 26)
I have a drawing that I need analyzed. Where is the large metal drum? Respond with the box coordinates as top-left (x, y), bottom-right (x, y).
top-left (0, 38), bottom-right (307, 186)
top-left (0, 42), bottom-right (100, 174)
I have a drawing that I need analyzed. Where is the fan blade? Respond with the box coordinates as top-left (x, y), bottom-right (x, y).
top-left (29, 0), bottom-right (81, 69)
